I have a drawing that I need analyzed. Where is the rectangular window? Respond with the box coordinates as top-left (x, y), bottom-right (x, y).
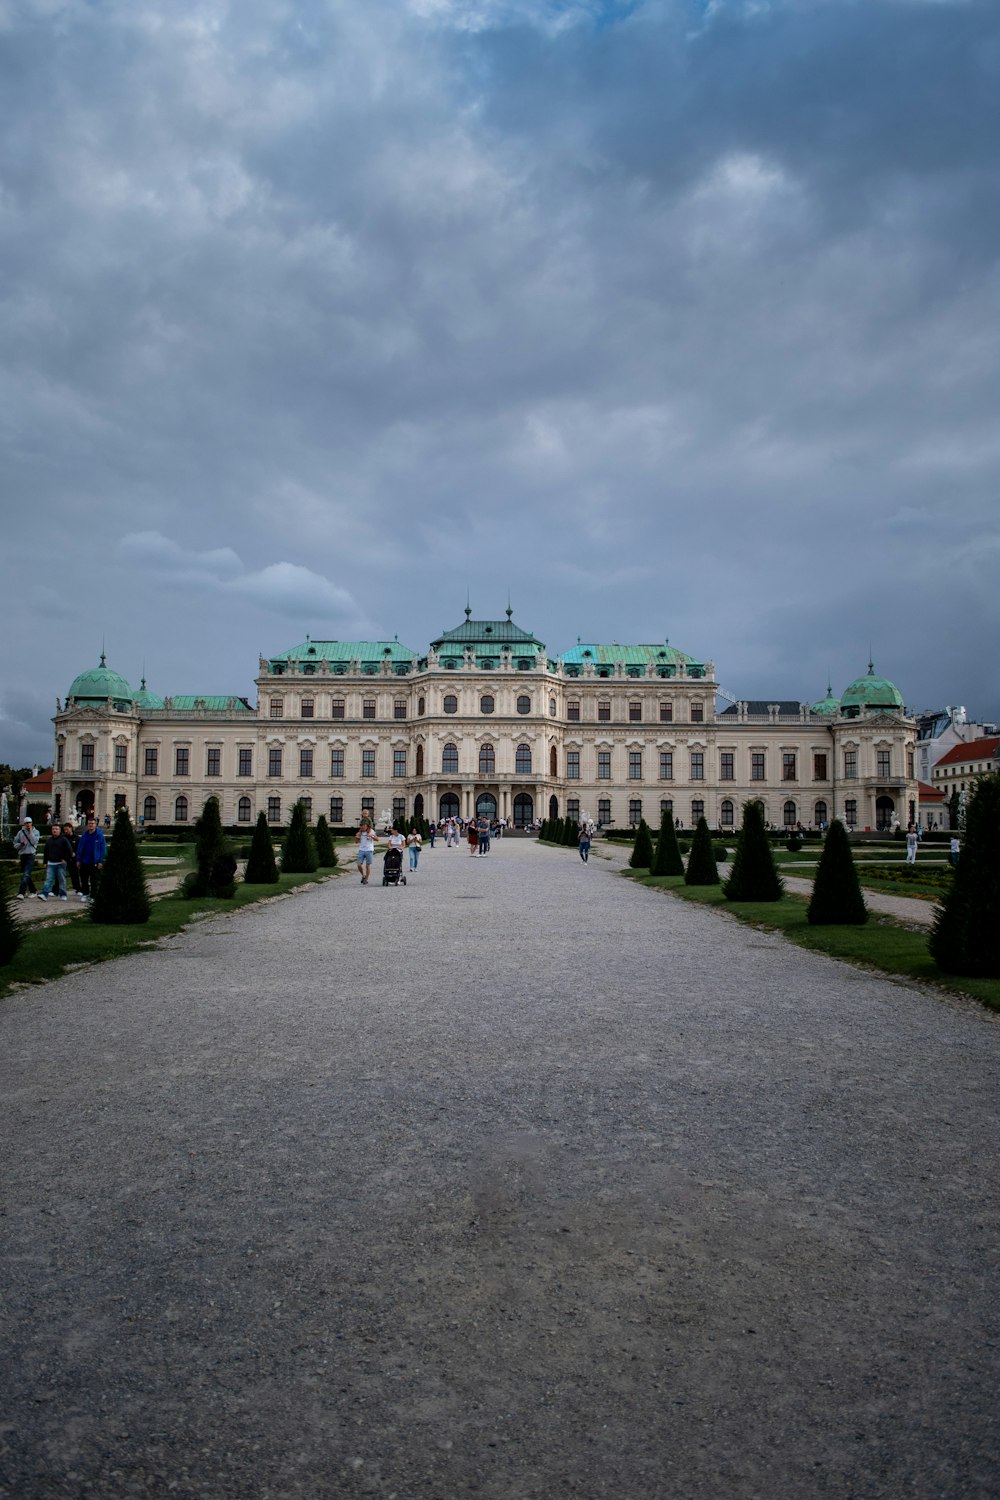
top-left (907, 751), bottom-right (914, 779)
top-left (845, 750), bottom-right (858, 780)
top-left (175, 748), bottom-right (189, 776)
top-left (267, 796), bottom-right (281, 824)
top-left (114, 745), bottom-right (128, 775)
top-left (268, 748), bottom-right (282, 777)
top-left (57, 742), bottom-right (65, 772)
top-left (394, 700), bottom-right (407, 720)
top-left (81, 743), bottom-right (95, 772)
top-left (598, 797), bottom-right (611, 823)
top-left (691, 798), bottom-right (704, 821)
top-left (720, 752), bottom-right (734, 780)
top-left (362, 749), bottom-right (376, 778)
top-left (301, 797), bottom-right (312, 822)
top-left (660, 798), bottom-right (673, 816)
top-left (660, 702), bottom-right (673, 722)
top-left (598, 701), bottom-right (611, 722)
top-left (301, 699), bottom-right (314, 719)
top-left (361, 797), bottom-right (375, 817)
top-left (567, 799), bottom-right (580, 820)
top-left (597, 751), bottom-right (611, 780)
top-left (567, 701), bottom-right (580, 722)
top-left (844, 799), bottom-right (857, 826)
top-left (813, 753), bottom-right (827, 781)
top-left (691, 704), bottom-right (704, 723)
top-left (751, 752), bottom-right (765, 781)
top-left (629, 701), bottom-right (642, 722)
top-left (330, 796), bottom-right (344, 823)
top-left (877, 750), bottom-right (891, 778)
top-left (782, 753), bottom-right (797, 782)
top-left (206, 749), bottom-right (221, 777)
top-left (659, 751), bottom-right (673, 781)
top-left (392, 796), bottom-right (406, 823)
top-left (567, 751), bottom-right (580, 779)
top-left (629, 798), bottom-right (642, 825)
top-left (144, 747), bottom-right (158, 776)
top-left (363, 699), bottom-right (376, 720)
top-left (393, 750), bottom-right (407, 778)
top-left (300, 748), bottom-right (314, 778)
top-left (238, 748), bottom-right (252, 777)
top-left (269, 699), bottom-right (283, 719)
top-left (628, 751), bottom-right (642, 780)
top-left (690, 752), bottom-right (704, 781)
top-left (331, 749), bottom-right (345, 778)
top-left (332, 699), bottom-right (345, 720)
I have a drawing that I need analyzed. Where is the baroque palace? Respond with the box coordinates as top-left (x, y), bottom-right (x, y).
top-left (52, 609), bottom-right (918, 834)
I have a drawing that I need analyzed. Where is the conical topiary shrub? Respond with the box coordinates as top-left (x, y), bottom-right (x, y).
top-left (314, 814), bottom-right (337, 869)
top-left (244, 812), bottom-right (279, 884)
top-left (183, 796), bottom-right (235, 898)
top-left (563, 817), bottom-right (579, 847)
top-left (281, 800), bottom-right (318, 874)
top-left (0, 860), bottom-right (24, 965)
top-left (91, 810), bottom-right (151, 925)
top-left (629, 818), bottom-right (654, 869)
top-left (724, 801), bottom-right (783, 902)
top-left (651, 807), bottom-right (684, 877)
top-left (807, 819), bottom-right (867, 925)
top-left (930, 775), bottom-right (1000, 976)
top-left (685, 816), bottom-right (720, 886)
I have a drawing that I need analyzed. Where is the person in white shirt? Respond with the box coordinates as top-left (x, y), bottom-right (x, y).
top-left (406, 826), bottom-right (422, 872)
top-left (355, 822), bottom-right (378, 885)
top-left (905, 826), bottom-right (919, 864)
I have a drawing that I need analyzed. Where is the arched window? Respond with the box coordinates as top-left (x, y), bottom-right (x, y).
top-left (442, 743), bottom-right (459, 774)
top-left (515, 744), bottom-right (532, 774)
top-left (814, 799), bottom-right (828, 826)
top-left (479, 743), bottom-right (495, 775)
top-left (443, 694), bottom-right (458, 714)
top-left (550, 745), bottom-right (557, 776)
top-left (417, 696), bottom-right (426, 715)
top-left (416, 744), bottom-right (424, 775)
top-left (480, 695), bottom-right (495, 714)
top-left (549, 698), bottom-right (556, 717)
top-left (720, 799), bottom-right (734, 827)
top-left (143, 795), bottom-right (157, 822)
top-left (238, 796), bottom-right (252, 822)
top-left (517, 695), bottom-right (531, 715)
top-left (783, 800), bottom-right (797, 827)
top-left (174, 796), bottom-right (188, 822)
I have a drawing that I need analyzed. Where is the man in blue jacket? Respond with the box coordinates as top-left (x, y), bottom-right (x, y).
top-left (76, 814), bottom-right (107, 903)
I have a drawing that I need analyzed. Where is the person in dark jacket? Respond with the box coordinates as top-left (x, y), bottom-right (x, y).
top-left (61, 821), bottom-right (81, 895)
top-left (37, 826), bottom-right (75, 901)
top-left (76, 816), bottom-right (107, 903)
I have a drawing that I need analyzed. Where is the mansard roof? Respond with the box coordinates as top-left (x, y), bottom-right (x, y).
top-left (430, 609), bottom-right (544, 651)
top-left (269, 638), bottom-right (418, 669)
top-left (560, 642), bottom-right (703, 672)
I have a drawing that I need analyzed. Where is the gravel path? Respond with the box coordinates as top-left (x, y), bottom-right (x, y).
top-left (2, 838), bottom-right (998, 1499)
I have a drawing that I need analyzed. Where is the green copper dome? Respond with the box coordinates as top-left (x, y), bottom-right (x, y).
top-left (133, 676), bottom-right (165, 711)
top-left (840, 662), bottom-right (904, 715)
top-left (811, 681), bottom-right (840, 717)
top-left (66, 655), bottom-right (135, 710)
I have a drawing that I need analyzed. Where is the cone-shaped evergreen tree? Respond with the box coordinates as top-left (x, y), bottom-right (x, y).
top-left (563, 817), bottom-right (579, 847)
top-left (244, 812), bottom-right (279, 884)
top-left (183, 795), bottom-right (235, 898)
top-left (629, 818), bottom-right (654, 869)
top-left (281, 800), bottom-right (318, 873)
top-left (724, 801), bottom-right (784, 902)
top-left (685, 816), bottom-right (720, 886)
top-left (314, 814), bottom-right (337, 868)
top-left (0, 860), bottom-right (24, 964)
top-left (807, 819), bottom-right (867, 925)
top-left (651, 807), bottom-right (684, 877)
top-left (930, 775), bottom-right (1000, 976)
top-left (91, 810), bottom-right (151, 925)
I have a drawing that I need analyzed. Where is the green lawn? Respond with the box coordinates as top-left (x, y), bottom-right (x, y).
top-left (622, 870), bottom-right (1000, 1013)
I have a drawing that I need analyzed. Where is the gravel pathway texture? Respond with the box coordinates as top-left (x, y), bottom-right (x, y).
top-left (2, 838), bottom-right (998, 1500)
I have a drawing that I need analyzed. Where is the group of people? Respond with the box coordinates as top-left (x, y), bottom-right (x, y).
top-left (13, 814), bottom-right (107, 902)
top-left (354, 820), bottom-right (424, 885)
top-left (431, 816), bottom-right (508, 848)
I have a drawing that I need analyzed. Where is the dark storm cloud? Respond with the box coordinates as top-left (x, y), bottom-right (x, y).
top-left (1, 0), bottom-right (998, 762)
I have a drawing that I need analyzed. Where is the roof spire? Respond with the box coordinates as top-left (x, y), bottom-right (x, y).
top-left (506, 588), bottom-right (513, 621)
top-left (465, 589), bottom-right (472, 621)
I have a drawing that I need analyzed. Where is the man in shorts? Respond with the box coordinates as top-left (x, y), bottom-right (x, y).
top-left (355, 821), bottom-right (378, 884)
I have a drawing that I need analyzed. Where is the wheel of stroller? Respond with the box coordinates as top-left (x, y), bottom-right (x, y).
top-left (382, 876), bottom-right (388, 885)
top-left (401, 876), bottom-right (407, 885)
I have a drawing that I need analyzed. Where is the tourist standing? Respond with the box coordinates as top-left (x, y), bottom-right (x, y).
top-left (37, 824), bottom-right (74, 901)
top-left (578, 824), bottom-right (591, 862)
top-left (428, 822), bottom-right (436, 848)
top-left (355, 823), bottom-right (378, 885)
top-left (476, 816), bottom-right (490, 856)
top-left (467, 821), bottom-right (479, 856)
top-left (905, 826), bottom-right (918, 865)
top-left (407, 826), bottom-right (422, 872)
top-left (13, 817), bottom-right (39, 898)
top-left (76, 815), bottom-right (107, 903)
top-left (61, 821), bottom-right (82, 894)
top-left (949, 835), bottom-right (960, 869)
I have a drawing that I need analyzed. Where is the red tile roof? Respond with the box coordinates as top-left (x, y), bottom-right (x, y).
top-left (934, 737), bottom-right (1000, 769)
top-left (24, 768), bottom-right (53, 794)
top-left (917, 781), bottom-right (946, 802)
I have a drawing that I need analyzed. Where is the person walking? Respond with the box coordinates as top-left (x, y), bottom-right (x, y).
top-left (61, 821), bottom-right (81, 895)
top-left (428, 822), bottom-right (436, 849)
top-left (905, 826), bottom-right (918, 865)
top-left (76, 815), bottom-right (107, 903)
top-left (13, 817), bottom-right (39, 898)
top-left (37, 823), bottom-right (75, 901)
top-left (355, 823), bottom-right (378, 885)
top-left (407, 826), bottom-right (422, 873)
top-left (578, 824), bottom-right (591, 862)
top-left (949, 835), bottom-right (960, 869)
top-left (467, 820), bottom-right (479, 856)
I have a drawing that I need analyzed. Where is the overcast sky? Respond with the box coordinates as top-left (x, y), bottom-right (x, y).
top-left (3, 0), bottom-right (998, 765)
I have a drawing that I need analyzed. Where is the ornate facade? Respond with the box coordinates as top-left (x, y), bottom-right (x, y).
top-left (52, 612), bottom-right (919, 833)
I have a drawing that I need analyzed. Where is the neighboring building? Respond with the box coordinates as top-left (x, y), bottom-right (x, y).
top-left (51, 616), bottom-right (919, 834)
top-left (914, 706), bottom-right (999, 785)
top-left (21, 767), bottom-right (54, 819)
top-left (931, 737), bottom-right (1000, 809)
top-left (916, 781), bottom-right (947, 832)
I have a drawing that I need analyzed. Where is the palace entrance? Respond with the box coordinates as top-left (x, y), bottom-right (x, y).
top-left (476, 792), bottom-right (497, 821)
top-left (439, 792), bottom-right (459, 821)
top-left (876, 795), bottom-right (895, 832)
top-left (513, 793), bottom-right (534, 828)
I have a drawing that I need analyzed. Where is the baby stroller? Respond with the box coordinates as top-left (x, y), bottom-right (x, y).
top-left (382, 846), bottom-right (407, 887)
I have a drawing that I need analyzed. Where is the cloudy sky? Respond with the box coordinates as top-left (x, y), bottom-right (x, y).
top-left (3, 0), bottom-right (998, 765)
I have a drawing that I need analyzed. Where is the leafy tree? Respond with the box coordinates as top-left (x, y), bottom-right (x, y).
top-left (685, 816), bottom-right (720, 886)
top-left (651, 807), bottom-right (684, 877)
top-left (0, 860), bottom-right (24, 965)
top-left (724, 801), bottom-right (784, 902)
top-left (282, 800), bottom-right (318, 874)
top-left (0, 765), bottom-right (35, 813)
top-left (807, 819), bottom-right (867, 926)
top-left (314, 814), bottom-right (338, 869)
top-left (91, 810), bottom-right (151, 925)
top-left (183, 796), bottom-right (235, 898)
top-left (244, 812), bottom-right (279, 884)
top-left (930, 775), bottom-right (1000, 977)
top-left (947, 790), bottom-right (960, 831)
top-left (629, 818), bottom-right (654, 869)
